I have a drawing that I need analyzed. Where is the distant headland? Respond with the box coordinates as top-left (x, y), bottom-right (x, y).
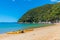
top-left (18, 3), bottom-right (60, 23)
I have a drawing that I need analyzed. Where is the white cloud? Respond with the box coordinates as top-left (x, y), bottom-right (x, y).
top-left (57, 1), bottom-right (60, 2)
top-left (24, 0), bottom-right (32, 2)
top-left (0, 15), bottom-right (17, 22)
top-left (12, 0), bottom-right (15, 2)
top-left (51, 0), bottom-right (60, 2)
top-left (51, 0), bottom-right (57, 2)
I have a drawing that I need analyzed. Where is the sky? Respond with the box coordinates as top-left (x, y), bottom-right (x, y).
top-left (0, 0), bottom-right (60, 22)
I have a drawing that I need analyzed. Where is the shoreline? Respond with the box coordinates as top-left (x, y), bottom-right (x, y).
top-left (6, 23), bottom-right (53, 34)
top-left (0, 23), bottom-right (60, 40)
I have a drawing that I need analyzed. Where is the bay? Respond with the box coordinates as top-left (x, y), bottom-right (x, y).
top-left (0, 22), bottom-right (49, 34)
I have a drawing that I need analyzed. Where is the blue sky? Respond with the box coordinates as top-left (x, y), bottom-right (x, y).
top-left (0, 0), bottom-right (60, 22)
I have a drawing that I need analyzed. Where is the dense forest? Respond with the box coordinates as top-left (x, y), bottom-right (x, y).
top-left (18, 3), bottom-right (60, 23)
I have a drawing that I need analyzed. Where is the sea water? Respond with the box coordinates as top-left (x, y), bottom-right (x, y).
top-left (0, 22), bottom-right (49, 34)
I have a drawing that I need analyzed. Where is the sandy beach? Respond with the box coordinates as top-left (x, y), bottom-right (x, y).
top-left (0, 23), bottom-right (60, 40)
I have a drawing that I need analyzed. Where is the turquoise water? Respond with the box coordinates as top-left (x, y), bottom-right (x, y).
top-left (0, 22), bottom-right (49, 34)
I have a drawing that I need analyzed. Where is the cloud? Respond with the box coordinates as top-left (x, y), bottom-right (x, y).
top-left (51, 0), bottom-right (60, 2)
top-left (0, 15), bottom-right (17, 22)
top-left (51, 0), bottom-right (57, 2)
top-left (57, 1), bottom-right (60, 2)
top-left (24, 0), bottom-right (32, 2)
top-left (12, 0), bottom-right (15, 2)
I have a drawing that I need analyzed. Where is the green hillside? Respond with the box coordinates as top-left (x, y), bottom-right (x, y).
top-left (18, 3), bottom-right (60, 23)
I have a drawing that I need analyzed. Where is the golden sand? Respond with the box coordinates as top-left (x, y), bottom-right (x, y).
top-left (6, 29), bottom-right (33, 34)
top-left (0, 23), bottom-right (60, 40)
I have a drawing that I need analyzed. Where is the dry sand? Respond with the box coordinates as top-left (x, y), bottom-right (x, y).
top-left (0, 23), bottom-right (60, 40)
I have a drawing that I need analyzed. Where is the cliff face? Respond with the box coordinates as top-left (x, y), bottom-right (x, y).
top-left (18, 3), bottom-right (60, 23)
